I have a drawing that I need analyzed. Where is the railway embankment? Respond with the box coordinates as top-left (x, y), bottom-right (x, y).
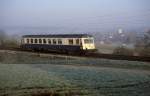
top-left (0, 49), bottom-right (81, 60)
top-left (0, 48), bottom-right (150, 62)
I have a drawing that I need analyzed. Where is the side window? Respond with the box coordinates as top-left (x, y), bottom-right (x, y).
top-left (43, 39), bottom-right (47, 44)
top-left (31, 39), bottom-right (33, 44)
top-left (76, 39), bottom-right (79, 45)
top-left (68, 39), bottom-right (73, 45)
top-left (39, 39), bottom-right (42, 44)
top-left (53, 39), bottom-right (56, 44)
top-left (27, 39), bottom-right (29, 44)
top-left (48, 39), bottom-right (51, 44)
top-left (35, 39), bottom-right (37, 44)
top-left (58, 39), bottom-right (62, 45)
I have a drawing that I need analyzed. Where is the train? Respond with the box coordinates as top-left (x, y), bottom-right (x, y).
top-left (20, 34), bottom-right (97, 54)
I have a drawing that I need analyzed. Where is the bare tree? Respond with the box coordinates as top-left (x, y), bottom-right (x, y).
top-left (144, 30), bottom-right (150, 48)
top-left (0, 30), bottom-right (7, 47)
top-left (135, 30), bottom-right (150, 56)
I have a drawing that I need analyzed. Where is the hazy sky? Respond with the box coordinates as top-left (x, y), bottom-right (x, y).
top-left (0, 0), bottom-right (150, 33)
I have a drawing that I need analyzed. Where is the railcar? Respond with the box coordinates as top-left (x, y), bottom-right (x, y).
top-left (20, 34), bottom-right (97, 54)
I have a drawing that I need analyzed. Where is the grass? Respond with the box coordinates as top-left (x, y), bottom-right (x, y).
top-left (33, 64), bottom-right (150, 96)
top-left (0, 64), bottom-right (89, 96)
top-left (0, 50), bottom-right (150, 96)
top-left (1, 64), bottom-right (150, 96)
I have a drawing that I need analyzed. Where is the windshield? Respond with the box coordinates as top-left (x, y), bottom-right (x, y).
top-left (84, 39), bottom-right (94, 44)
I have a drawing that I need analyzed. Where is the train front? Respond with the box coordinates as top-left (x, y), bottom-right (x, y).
top-left (81, 36), bottom-right (97, 52)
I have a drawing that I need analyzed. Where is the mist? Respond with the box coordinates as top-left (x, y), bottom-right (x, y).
top-left (0, 0), bottom-right (150, 36)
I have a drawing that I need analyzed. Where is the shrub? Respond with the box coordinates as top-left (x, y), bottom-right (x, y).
top-left (137, 47), bottom-right (150, 57)
top-left (5, 39), bottom-right (19, 48)
top-left (113, 46), bottom-right (133, 56)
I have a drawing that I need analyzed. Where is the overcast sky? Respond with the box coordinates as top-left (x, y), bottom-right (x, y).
top-left (0, 0), bottom-right (150, 34)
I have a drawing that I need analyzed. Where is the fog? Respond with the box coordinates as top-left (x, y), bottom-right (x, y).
top-left (0, 0), bottom-right (150, 35)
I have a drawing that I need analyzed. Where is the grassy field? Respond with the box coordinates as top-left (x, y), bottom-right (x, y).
top-left (0, 50), bottom-right (150, 96)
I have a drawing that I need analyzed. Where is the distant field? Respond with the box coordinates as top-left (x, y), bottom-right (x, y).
top-left (95, 43), bottom-right (135, 54)
top-left (95, 43), bottom-right (117, 54)
top-left (0, 50), bottom-right (150, 96)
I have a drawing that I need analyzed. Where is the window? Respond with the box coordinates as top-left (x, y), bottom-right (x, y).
top-left (58, 39), bottom-right (62, 44)
top-left (27, 39), bottom-right (29, 44)
top-left (76, 39), bottom-right (79, 45)
top-left (31, 39), bottom-right (33, 44)
top-left (53, 39), bottom-right (56, 44)
top-left (35, 39), bottom-right (37, 43)
top-left (43, 39), bottom-right (47, 44)
top-left (84, 39), bottom-right (93, 44)
top-left (39, 39), bottom-right (42, 44)
top-left (48, 39), bottom-right (51, 44)
top-left (68, 39), bottom-right (73, 45)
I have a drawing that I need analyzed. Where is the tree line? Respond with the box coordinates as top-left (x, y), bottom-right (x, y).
top-left (0, 30), bottom-right (19, 48)
top-left (113, 30), bottom-right (150, 56)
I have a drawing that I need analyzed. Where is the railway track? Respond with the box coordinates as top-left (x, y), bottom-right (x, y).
top-left (0, 47), bottom-right (150, 62)
top-left (83, 53), bottom-right (150, 62)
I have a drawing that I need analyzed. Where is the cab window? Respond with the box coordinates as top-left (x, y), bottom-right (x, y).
top-left (84, 39), bottom-right (93, 44)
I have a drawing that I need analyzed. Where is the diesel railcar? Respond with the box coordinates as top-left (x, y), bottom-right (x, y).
top-left (20, 34), bottom-right (97, 53)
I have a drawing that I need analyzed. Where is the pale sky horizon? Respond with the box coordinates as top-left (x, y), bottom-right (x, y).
top-left (0, 0), bottom-right (150, 34)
